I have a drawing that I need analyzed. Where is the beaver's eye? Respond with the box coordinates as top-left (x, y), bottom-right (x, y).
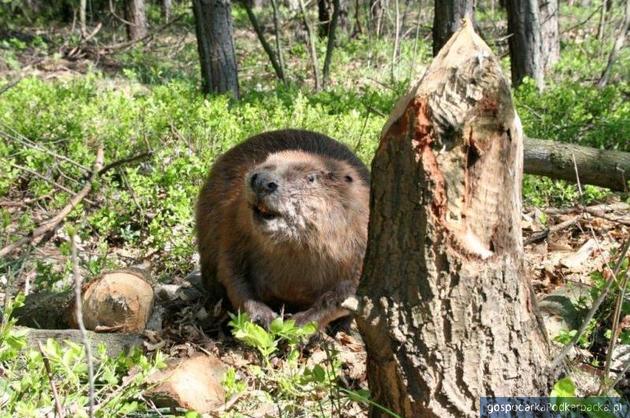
top-left (344, 175), bottom-right (353, 183)
top-left (307, 174), bottom-right (316, 183)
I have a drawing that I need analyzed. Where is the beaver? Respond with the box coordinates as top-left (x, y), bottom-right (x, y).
top-left (196, 129), bottom-right (370, 329)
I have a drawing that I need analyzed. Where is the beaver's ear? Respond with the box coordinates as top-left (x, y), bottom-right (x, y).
top-left (344, 174), bottom-right (353, 183)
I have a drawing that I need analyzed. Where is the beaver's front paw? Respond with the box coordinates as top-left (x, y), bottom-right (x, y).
top-left (243, 300), bottom-right (278, 329)
top-left (292, 310), bottom-right (320, 329)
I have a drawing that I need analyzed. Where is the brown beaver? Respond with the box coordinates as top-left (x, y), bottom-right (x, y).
top-left (196, 129), bottom-right (370, 329)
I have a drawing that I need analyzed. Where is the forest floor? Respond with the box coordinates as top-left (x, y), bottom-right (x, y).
top-left (0, 2), bottom-right (629, 416)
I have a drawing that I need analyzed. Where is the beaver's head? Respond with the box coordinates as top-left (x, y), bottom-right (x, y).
top-left (244, 150), bottom-right (369, 246)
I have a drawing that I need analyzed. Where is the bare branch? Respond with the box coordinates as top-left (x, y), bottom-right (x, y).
top-left (71, 234), bottom-right (95, 417)
top-left (38, 341), bottom-right (66, 418)
top-left (0, 145), bottom-right (104, 258)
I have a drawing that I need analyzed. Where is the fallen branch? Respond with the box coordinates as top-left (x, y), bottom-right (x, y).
top-left (524, 215), bottom-right (581, 246)
top-left (524, 137), bottom-right (630, 191)
top-left (0, 145), bottom-right (104, 258)
top-left (545, 202), bottom-right (630, 227)
top-left (98, 150), bottom-right (153, 175)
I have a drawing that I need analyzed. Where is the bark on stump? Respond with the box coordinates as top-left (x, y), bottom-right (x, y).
top-left (356, 20), bottom-right (551, 418)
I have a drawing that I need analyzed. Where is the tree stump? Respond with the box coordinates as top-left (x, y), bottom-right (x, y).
top-left (356, 20), bottom-right (551, 417)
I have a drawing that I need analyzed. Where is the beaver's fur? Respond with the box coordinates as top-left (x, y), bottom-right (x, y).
top-left (196, 129), bottom-right (369, 329)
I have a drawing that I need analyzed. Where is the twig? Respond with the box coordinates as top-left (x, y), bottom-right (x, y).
top-left (9, 162), bottom-right (77, 196)
top-left (71, 234), bottom-right (95, 418)
top-left (100, 16), bottom-right (182, 52)
top-left (98, 150), bottom-right (153, 175)
top-left (562, 5), bottom-right (602, 34)
top-left (549, 239), bottom-right (630, 371)
top-left (524, 215), bottom-right (581, 246)
top-left (572, 153), bottom-right (583, 197)
top-left (0, 123), bottom-right (90, 172)
top-left (0, 77), bottom-right (23, 96)
top-left (602, 326), bottom-right (630, 393)
top-left (0, 145), bottom-right (104, 258)
top-left (38, 341), bottom-right (66, 418)
top-left (600, 267), bottom-right (630, 394)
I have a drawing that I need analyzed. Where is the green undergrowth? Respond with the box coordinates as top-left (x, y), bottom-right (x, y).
top-left (0, 294), bottom-right (167, 417)
top-left (1, 66), bottom-right (627, 281)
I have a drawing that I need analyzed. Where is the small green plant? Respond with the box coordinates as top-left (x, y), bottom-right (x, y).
top-left (225, 313), bottom-right (371, 417)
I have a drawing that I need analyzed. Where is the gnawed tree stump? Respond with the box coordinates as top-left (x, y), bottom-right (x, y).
top-left (356, 20), bottom-right (552, 417)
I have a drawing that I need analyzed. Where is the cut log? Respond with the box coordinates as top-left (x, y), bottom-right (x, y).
top-left (355, 20), bottom-right (552, 417)
top-left (14, 269), bottom-right (155, 333)
top-left (20, 327), bottom-right (143, 357)
top-left (146, 353), bottom-right (226, 413)
top-left (72, 269), bottom-right (155, 333)
top-left (524, 137), bottom-right (630, 191)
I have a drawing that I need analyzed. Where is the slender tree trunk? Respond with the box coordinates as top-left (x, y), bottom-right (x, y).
top-left (355, 20), bottom-right (551, 418)
top-left (80, 0), bottom-right (87, 36)
top-left (432, 0), bottom-right (475, 56)
top-left (319, 0), bottom-right (331, 37)
top-left (162, 0), bottom-right (172, 21)
top-left (597, 0), bottom-right (630, 88)
top-left (298, 0), bottom-right (322, 90)
top-left (124, 0), bottom-right (148, 40)
top-left (506, 0), bottom-right (545, 90)
top-left (242, 0), bottom-right (286, 81)
top-left (597, 0), bottom-right (609, 40)
top-left (192, 0), bottom-right (240, 97)
top-left (539, 0), bottom-right (560, 72)
top-left (322, 0), bottom-right (341, 86)
top-left (270, 0), bottom-right (286, 79)
top-left (370, 0), bottom-right (386, 36)
top-left (353, 0), bottom-right (363, 35)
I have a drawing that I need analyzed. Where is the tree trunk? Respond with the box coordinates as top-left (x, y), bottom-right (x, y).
top-left (162, 0), bottom-right (172, 21)
top-left (298, 0), bottom-right (322, 90)
top-left (124, 0), bottom-right (148, 41)
top-left (539, 0), bottom-right (560, 72)
top-left (432, 0), bottom-right (475, 56)
top-left (242, 0), bottom-right (286, 81)
top-left (322, 0), bottom-right (341, 85)
top-left (355, 20), bottom-right (551, 417)
top-left (524, 137), bottom-right (630, 192)
top-left (79, 0), bottom-right (87, 36)
top-left (506, 0), bottom-right (544, 90)
top-left (192, 0), bottom-right (240, 98)
top-left (319, 0), bottom-right (331, 37)
top-left (597, 0), bottom-right (630, 88)
top-left (369, 0), bottom-right (386, 36)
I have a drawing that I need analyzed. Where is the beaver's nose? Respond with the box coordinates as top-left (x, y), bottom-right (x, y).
top-left (250, 172), bottom-right (279, 194)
